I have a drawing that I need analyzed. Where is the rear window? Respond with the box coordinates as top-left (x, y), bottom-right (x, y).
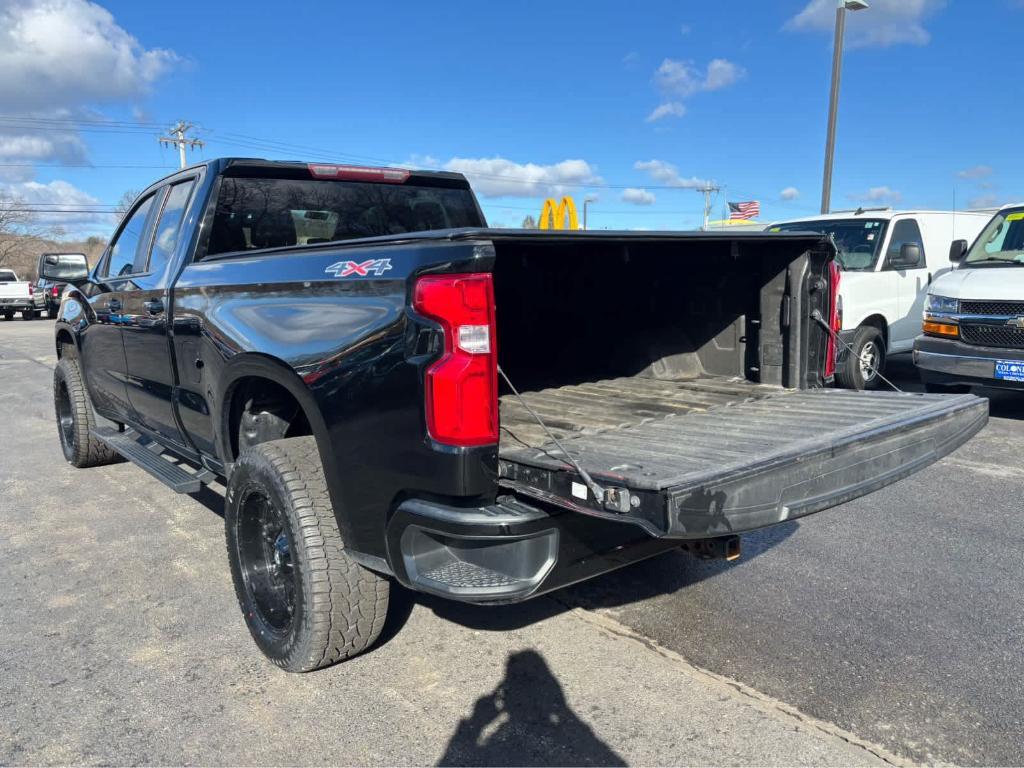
top-left (205, 177), bottom-right (483, 257)
top-left (0, 270), bottom-right (16, 282)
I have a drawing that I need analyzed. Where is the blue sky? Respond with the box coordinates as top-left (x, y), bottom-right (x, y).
top-left (2, 0), bottom-right (1022, 236)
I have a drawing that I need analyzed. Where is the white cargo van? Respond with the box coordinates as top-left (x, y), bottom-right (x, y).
top-left (915, 203), bottom-right (1024, 392)
top-left (772, 209), bottom-right (989, 388)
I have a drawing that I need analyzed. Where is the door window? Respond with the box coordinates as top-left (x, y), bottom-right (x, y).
top-left (886, 219), bottom-right (926, 269)
top-left (142, 180), bottom-right (196, 277)
top-left (106, 194), bottom-right (156, 278)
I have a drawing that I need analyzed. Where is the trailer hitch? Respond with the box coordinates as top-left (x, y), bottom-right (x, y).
top-left (681, 535), bottom-right (742, 561)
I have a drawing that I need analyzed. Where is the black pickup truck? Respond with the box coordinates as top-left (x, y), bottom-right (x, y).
top-left (52, 158), bottom-right (987, 671)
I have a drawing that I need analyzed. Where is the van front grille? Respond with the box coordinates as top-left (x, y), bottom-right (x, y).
top-left (960, 323), bottom-right (1024, 349)
top-left (960, 299), bottom-right (1024, 316)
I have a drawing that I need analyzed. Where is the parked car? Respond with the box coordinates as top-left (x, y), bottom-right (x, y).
top-left (0, 268), bottom-right (45, 320)
top-left (915, 203), bottom-right (1024, 391)
top-left (52, 158), bottom-right (987, 671)
top-left (35, 253), bottom-right (89, 318)
top-left (771, 209), bottom-right (989, 389)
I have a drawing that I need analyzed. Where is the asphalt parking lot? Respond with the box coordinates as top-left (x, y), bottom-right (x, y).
top-left (2, 319), bottom-right (1022, 766)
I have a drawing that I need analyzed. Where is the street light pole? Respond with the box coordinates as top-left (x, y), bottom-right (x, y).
top-left (820, 0), bottom-right (869, 214)
top-left (583, 197), bottom-right (596, 230)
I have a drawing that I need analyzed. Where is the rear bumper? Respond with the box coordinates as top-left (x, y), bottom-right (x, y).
top-left (0, 298), bottom-right (35, 311)
top-left (915, 336), bottom-right (1024, 390)
top-left (385, 497), bottom-right (679, 604)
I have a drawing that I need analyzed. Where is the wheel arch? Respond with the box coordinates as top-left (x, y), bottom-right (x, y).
top-left (857, 314), bottom-right (889, 349)
top-left (217, 353), bottom-right (330, 467)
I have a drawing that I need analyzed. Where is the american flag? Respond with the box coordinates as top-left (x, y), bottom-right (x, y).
top-left (728, 201), bottom-right (760, 220)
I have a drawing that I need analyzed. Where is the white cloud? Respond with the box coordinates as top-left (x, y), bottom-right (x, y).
top-left (703, 58), bottom-right (744, 90)
top-left (957, 165), bottom-right (993, 180)
top-left (646, 102), bottom-right (686, 122)
top-left (634, 159), bottom-right (711, 189)
top-left (622, 51), bottom-right (639, 67)
top-left (785, 0), bottom-right (945, 48)
top-left (849, 185), bottom-right (902, 204)
top-left (646, 56), bottom-right (744, 122)
top-left (654, 57), bottom-right (746, 98)
top-left (968, 194), bottom-right (1000, 209)
top-left (621, 188), bottom-right (656, 205)
top-left (442, 156), bottom-right (603, 198)
top-left (0, 0), bottom-right (179, 167)
top-left (679, 24), bottom-right (692, 35)
top-left (780, 186), bottom-right (800, 201)
top-left (1, 178), bottom-right (112, 229)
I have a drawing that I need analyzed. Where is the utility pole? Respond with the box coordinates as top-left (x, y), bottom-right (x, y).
top-left (159, 121), bottom-right (204, 169)
top-left (694, 184), bottom-right (721, 231)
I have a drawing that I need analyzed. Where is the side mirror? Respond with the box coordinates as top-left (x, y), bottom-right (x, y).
top-left (38, 254), bottom-right (89, 282)
top-left (949, 239), bottom-right (968, 263)
top-left (890, 242), bottom-right (922, 270)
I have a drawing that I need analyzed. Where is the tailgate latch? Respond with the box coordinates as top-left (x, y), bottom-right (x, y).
top-left (602, 487), bottom-right (634, 513)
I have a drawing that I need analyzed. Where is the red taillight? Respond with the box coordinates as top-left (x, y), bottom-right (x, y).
top-left (307, 164), bottom-right (410, 184)
top-left (413, 273), bottom-right (498, 447)
top-left (28, 284), bottom-right (33, 296)
top-left (824, 260), bottom-right (841, 379)
top-left (52, 285), bottom-right (60, 297)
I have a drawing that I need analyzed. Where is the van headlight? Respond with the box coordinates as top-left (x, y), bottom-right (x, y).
top-left (925, 294), bottom-right (959, 314)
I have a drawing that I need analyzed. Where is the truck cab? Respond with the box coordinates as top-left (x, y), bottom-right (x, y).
top-left (772, 209), bottom-right (989, 389)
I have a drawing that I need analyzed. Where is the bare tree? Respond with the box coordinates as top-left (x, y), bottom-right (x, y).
top-left (114, 189), bottom-right (141, 221)
top-left (0, 191), bottom-right (38, 270)
top-left (521, 214), bottom-right (537, 229)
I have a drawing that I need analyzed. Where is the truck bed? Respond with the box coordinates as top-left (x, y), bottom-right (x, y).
top-left (499, 375), bottom-right (779, 449)
top-left (498, 387), bottom-right (988, 538)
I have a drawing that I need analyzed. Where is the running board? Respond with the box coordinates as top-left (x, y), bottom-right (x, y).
top-left (91, 427), bottom-right (215, 493)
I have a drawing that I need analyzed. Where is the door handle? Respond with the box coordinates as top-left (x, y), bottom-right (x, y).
top-left (143, 298), bottom-right (164, 315)
top-left (927, 272), bottom-right (933, 285)
top-left (106, 298), bottom-right (121, 312)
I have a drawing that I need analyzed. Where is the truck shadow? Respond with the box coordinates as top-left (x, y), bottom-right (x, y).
top-left (436, 649), bottom-right (626, 767)
top-left (379, 521), bottom-right (798, 644)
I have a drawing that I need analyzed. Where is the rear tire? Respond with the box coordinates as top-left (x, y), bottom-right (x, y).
top-left (53, 357), bottom-right (123, 467)
top-left (836, 325), bottom-right (886, 390)
top-left (225, 436), bottom-right (389, 672)
top-left (924, 382), bottom-right (972, 394)
top-left (21, 309), bottom-right (35, 321)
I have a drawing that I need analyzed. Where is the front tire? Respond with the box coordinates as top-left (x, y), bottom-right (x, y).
top-left (836, 325), bottom-right (886, 390)
top-left (21, 309), bottom-right (36, 321)
top-left (225, 436), bottom-right (389, 672)
top-left (2, 311), bottom-right (13, 321)
top-left (53, 357), bottom-right (123, 467)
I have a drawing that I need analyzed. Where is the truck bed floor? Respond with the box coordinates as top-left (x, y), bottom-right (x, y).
top-left (498, 375), bottom-right (779, 450)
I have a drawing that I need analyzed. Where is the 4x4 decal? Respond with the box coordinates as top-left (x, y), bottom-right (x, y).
top-left (325, 258), bottom-right (393, 277)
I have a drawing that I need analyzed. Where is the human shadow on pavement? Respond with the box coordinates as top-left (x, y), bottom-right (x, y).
top-left (438, 649), bottom-right (626, 767)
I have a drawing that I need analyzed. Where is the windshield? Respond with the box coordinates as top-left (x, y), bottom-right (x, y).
top-left (771, 218), bottom-right (887, 271)
top-left (40, 254), bottom-right (88, 279)
top-left (962, 208), bottom-right (1024, 267)
top-left (206, 176), bottom-right (484, 257)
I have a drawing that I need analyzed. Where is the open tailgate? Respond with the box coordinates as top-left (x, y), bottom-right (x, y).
top-left (497, 390), bottom-right (988, 538)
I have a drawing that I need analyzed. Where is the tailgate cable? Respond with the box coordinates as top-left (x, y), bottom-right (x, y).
top-left (497, 365), bottom-right (627, 512)
top-left (810, 310), bottom-right (904, 393)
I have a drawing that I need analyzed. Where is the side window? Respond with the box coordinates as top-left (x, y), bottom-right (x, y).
top-left (143, 180), bottom-right (196, 277)
top-left (105, 194), bottom-right (155, 278)
top-left (886, 219), bottom-right (925, 269)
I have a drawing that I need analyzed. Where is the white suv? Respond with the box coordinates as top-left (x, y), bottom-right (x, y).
top-left (772, 209), bottom-right (989, 389)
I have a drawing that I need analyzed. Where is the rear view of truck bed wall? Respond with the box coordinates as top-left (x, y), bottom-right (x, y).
top-left (493, 238), bottom-right (818, 394)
